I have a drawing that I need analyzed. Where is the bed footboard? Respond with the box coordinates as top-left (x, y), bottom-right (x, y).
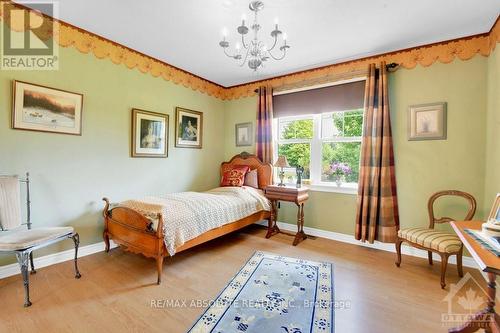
top-left (102, 194), bottom-right (271, 285)
top-left (102, 198), bottom-right (166, 284)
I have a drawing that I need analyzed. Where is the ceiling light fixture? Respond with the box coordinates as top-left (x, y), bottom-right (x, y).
top-left (219, 1), bottom-right (290, 72)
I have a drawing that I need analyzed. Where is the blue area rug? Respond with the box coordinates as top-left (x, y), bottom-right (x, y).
top-left (188, 251), bottom-right (334, 333)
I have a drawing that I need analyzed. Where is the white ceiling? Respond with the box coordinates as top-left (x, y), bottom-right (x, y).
top-left (25, 0), bottom-right (499, 86)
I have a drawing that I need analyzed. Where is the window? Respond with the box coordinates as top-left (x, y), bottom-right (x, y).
top-left (274, 109), bottom-right (364, 191)
top-left (276, 116), bottom-right (314, 182)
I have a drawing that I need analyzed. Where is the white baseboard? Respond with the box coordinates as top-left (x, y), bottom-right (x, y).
top-left (257, 221), bottom-right (478, 269)
top-left (0, 240), bottom-right (118, 280)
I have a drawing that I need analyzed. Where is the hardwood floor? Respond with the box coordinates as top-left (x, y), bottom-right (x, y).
top-left (0, 225), bottom-right (488, 333)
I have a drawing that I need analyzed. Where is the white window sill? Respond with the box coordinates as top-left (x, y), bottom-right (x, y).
top-left (282, 182), bottom-right (358, 195)
top-left (308, 183), bottom-right (358, 194)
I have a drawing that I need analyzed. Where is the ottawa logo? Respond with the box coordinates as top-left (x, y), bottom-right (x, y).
top-left (441, 272), bottom-right (496, 327)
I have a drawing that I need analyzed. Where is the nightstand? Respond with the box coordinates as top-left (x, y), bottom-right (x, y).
top-left (264, 185), bottom-right (310, 246)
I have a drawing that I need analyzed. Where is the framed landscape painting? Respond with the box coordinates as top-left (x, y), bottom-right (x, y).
top-left (175, 107), bottom-right (202, 148)
top-left (131, 108), bottom-right (168, 158)
top-left (235, 122), bottom-right (253, 146)
top-left (408, 102), bottom-right (447, 141)
top-left (12, 80), bottom-right (83, 135)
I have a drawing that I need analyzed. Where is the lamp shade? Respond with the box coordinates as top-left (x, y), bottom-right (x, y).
top-left (274, 155), bottom-right (290, 168)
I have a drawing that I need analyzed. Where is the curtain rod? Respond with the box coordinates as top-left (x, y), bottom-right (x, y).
top-left (253, 62), bottom-right (399, 93)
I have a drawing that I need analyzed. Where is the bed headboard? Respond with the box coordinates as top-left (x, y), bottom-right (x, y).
top-left (220, 152), bottom-right (273, 190)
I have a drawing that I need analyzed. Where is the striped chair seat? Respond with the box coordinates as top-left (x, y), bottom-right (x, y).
top-left (398, 227), bottom-right (462, 253)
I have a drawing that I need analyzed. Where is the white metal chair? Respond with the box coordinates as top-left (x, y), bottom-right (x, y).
top-left (0, 173), bottom-right (81, 307)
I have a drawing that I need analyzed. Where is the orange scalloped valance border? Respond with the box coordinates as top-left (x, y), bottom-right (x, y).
top-left (225, 17), bottom-right (500, 100)
top-left (0, 2), bottom-right (226, 99)
top-left (1, 2), bottom-right (498, 101)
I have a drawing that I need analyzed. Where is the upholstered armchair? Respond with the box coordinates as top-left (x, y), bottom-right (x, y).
top-left (395, 190), bottom-right (476, 289)
top-left (0, 174), bottom-right (81, 306)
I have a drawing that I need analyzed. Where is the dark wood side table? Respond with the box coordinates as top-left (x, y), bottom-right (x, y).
top-left (264, 185), bottom-right (310, 246)
top-left (450, 220), bottom-right (500, 333)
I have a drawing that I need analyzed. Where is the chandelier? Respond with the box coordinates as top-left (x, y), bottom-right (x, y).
top-left (219, 1), bottom-right (290, 71)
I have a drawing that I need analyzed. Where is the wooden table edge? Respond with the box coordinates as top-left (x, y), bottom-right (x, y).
top-left (451, 221), bottom-right (500, 275)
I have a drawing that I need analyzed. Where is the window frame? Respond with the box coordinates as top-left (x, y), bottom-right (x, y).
top-left (274, 111), bottom-right (363, 194)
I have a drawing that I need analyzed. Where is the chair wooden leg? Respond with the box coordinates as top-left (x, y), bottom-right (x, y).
top-left (457, 248), bottom-right (464, 278)
top-left (29, 252), bottom-right (36, 274)
top-left (440, 253), bottom-right (449, 289)
top-left (15, 251), bottom-right (32, 307)
top-left (395, 238), bottom-right (403, 267)
top-left (156, 256), bottom-right (164, 285)
top-left (427, 251), bottom-right (433, 266)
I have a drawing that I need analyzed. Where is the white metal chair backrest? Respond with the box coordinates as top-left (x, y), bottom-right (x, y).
top-left (0, 175), bottom-right (22, 231)
top-left (0, 173), bottom-right (30, 231)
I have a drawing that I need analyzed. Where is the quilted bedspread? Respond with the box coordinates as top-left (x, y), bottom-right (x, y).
top-left (120, 186), bottom-right (270, 256)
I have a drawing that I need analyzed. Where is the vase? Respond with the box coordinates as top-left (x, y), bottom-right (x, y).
top-left (335, 176), bottom-right (342, 187)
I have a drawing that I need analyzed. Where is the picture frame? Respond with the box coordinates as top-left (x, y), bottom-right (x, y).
top-left (131, 108), bottom-right (169, 158)
top-left (235, 122), bottom-right (253, 147)
top-left (408, 102), bottom-right (447, 141)
top-left (487, 193), bottom-right (500, 224)
top-left (175, 107), bottom-right (203, 149)
top-left (12, 80), bottom-right (84, 135)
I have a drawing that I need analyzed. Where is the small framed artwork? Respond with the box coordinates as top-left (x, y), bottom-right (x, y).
top-left (131, 108), bottom-right (168, 158)
top-left (175, 107), bottom-right (202, 149)
top-left (408, 102), bottom-right (447, 141)
top-left (487, 193), bottom-right (500, 225)
top-left (12, 80), bottom-right (83, 135)
top-left (235, 122), bottom-right (253, 147)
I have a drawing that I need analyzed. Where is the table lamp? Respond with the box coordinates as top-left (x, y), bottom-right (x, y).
top-left (274, 155), bottom-right (290, 186)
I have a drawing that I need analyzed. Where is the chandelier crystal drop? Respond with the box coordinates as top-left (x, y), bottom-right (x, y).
top-left (219, 1), bottom-right (290, 71)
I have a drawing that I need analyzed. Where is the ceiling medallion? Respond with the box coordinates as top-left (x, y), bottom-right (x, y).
top-left (219, 0), bottom-right (290, 71)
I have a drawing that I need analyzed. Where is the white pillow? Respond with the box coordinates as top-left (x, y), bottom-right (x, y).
top-left (243, 169), bottom-right (259, 189)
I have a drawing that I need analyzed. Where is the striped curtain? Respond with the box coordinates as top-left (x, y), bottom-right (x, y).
top-left (256, 86), bottom-right (274, 164)
top-left (355, 62), bottom-right (400, 243)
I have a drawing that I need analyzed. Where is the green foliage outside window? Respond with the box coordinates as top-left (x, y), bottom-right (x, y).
top-left (277, 110), bottom-right (364, 184)
top-left (322, 142), bottom-right (361, 183)
top-left (322, 110), bottom-right (363, 183)
top-left (278, 119), bottom-right (313, 179)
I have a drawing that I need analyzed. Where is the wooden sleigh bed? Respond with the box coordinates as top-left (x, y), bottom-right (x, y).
top-left (102, 153), bottom-right (272, 284)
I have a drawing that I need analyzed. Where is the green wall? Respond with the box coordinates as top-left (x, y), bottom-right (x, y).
top-left (225, 56), bottom-right (491, 235)
top-left (484, 47), bottom-right (500, 215)
top-left (0, 31), bottom-right (496, 269)
top-left (391, 57), bottom-right (487, 232)
top-left (224, 97), bottom-right (257, 159)
top-left (0, 46), bottom-right (225, 265)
